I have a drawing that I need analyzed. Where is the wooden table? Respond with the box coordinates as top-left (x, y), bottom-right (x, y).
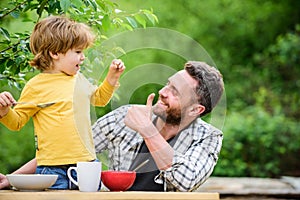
top-left (0, 190), bottom-right (219, 200)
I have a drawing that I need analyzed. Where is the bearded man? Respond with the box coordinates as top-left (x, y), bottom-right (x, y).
top-left (0, 61), bottom-right (224, 192)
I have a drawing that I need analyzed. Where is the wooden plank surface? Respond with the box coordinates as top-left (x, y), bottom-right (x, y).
top-left (0, 190), bottom-right (219, 200)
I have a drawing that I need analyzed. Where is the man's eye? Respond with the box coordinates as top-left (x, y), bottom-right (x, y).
top-left (171, 89), bottom-right (179, 96)
top-left (169, 86), bottom-right (179, 96)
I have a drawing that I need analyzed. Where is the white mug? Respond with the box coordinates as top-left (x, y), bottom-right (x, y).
top-left (67, 161), bottom-right (101, 192)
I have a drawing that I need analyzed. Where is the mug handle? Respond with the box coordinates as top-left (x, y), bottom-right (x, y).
top-left (67, 166), bottom-right (78, 186)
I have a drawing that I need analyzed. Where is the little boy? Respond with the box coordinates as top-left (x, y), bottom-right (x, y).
top-left (0, 16), bottom-right (125, 189)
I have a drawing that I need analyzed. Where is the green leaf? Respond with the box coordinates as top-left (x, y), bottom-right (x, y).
top-left (23, 2), bottom-right (38, 12)
top-left (6, 59), bottom-right (14, 68)
top-left (10, 11), bottom-right (20, 18)
top-left (0, 28), bottom-right (10, 41)
top-left (140, 9), bottom-right (158, 25)
top-left (102, 15), bottom-right (111, 31)
top-left (71, 0), bottom-right (83, 8)
top-left (60, 0), bottom-right (71, 13)
top-left (134, 14), bottom-right (146, 28)
top-left (144, 13), bottom-right (158, 25)
top-left (37, 0), bottom-right (48, 17)
top-left (113, 47), bottom-right (126, 55)
top-left (86, 0), bottom-right (98, 11)
top-left (121, 23), bottom-right (133, 31)
top-left (98, 1), bottom-right (107, 11)
top-left (126, 17), bottom-right (138, 28)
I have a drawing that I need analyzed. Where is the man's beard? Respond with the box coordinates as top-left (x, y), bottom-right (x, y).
top-left (153, 105), bottom-right (183, 125)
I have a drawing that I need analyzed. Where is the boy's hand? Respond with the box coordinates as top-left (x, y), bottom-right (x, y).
top-left (0, 91), bottom-right (16, 118)
top-left (106, 59), bottom-right (126, 86)
top-left (0, 173), bottom-right (10, 189)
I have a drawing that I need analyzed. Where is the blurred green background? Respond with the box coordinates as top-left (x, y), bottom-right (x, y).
top-left (1, 0), bottom-right (299, 178)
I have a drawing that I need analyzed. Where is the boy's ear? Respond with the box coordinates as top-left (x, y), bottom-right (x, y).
top-left (189, 104), bottom-right (205, 117)
top-left (49, 51), bottom-right (59, 59)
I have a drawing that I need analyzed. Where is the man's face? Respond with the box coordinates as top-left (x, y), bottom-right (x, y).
top-left (153, 70), bottom-right (199, 125)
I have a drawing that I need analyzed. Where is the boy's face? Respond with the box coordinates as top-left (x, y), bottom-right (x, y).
top-left (53, 48), bottom-right (85, 75)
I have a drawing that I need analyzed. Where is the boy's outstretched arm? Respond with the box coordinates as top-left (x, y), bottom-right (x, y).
top-left (105, 59), bottom-right (126, 87)
top-left (0, 91), bottom-right (16, 118)
top-left (0, 158), bottom-right (37, 189)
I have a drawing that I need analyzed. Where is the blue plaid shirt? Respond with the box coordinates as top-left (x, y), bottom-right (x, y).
top-left (92, 105), bottom-right (223, 191)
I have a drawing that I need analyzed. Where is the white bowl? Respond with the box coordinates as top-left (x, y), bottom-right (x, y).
top-left (7, 174), bottom-right (58, 191)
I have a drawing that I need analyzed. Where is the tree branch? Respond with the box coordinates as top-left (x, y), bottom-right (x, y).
top-left (0, 36), bottom-right (30, 54)
top-left (0, 1), bottom-right (27, 20)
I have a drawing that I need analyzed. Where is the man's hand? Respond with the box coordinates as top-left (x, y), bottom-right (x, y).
top-left (0, 173), bottom-right (10, 189)
top-left (124, 93), bottom-right (157, 138)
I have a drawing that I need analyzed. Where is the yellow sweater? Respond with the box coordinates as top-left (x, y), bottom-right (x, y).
top-left (0, 72), bottom-right (116, 166)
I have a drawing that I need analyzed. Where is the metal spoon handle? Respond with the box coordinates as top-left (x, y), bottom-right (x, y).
top-left (133, 159), bottom-right (150, 171)
top-left (14, 102), bottom-right (35, 105)
top-left (14, 102), bottom-right (55, 108)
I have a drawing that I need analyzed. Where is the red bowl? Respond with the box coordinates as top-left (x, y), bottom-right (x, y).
top-left (101, 170), bottom-right (136, 191)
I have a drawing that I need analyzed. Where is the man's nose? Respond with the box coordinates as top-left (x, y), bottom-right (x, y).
top-left (159, 87), bottom-right (168, 97)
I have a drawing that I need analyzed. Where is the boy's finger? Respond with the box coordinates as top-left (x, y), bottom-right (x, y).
top-left (112, 59), bottom-right (122, 69)
top-left (0, 92), bottom-right (15, 104)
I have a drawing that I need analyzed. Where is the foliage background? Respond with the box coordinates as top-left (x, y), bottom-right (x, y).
top-left (1, 0), bottom-right (299, 178)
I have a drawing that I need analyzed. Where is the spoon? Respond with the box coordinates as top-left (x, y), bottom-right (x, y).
top-left (132, 159), bottom-right (150, 172)
top-left (14, 102), bottom-right (56, 108)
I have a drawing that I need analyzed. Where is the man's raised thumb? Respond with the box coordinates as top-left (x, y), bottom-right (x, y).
top-left (146, 93), bottom-right (155, 108)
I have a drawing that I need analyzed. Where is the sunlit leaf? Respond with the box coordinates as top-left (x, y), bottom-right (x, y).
top-left (144, 13), bottom-right (158, 25)
top-left (60, 0), bottom-right (71, 13)
top-left (86, 0), bottom-right (98, 11)
top-left (102, 15), bottom-right (110, 31)
top-left (71, 0), bottom-right (83, 8)
top-left (126, 17), bottom-right (137, 28)
top-left (121, 23), bottom-right (133, 31)
top-left (134, 14), bottom-right (146, 28)
top-left (113, 47), bottom-right (126, 55)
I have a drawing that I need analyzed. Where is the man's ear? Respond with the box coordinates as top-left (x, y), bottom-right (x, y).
top-left (189, 104), bottom-right (205, 116)
top-left (49, 51), bottom-right (59, 59)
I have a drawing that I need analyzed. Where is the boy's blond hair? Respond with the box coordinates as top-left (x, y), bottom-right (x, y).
top-left (29, 16), bottom-right (95, 71)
